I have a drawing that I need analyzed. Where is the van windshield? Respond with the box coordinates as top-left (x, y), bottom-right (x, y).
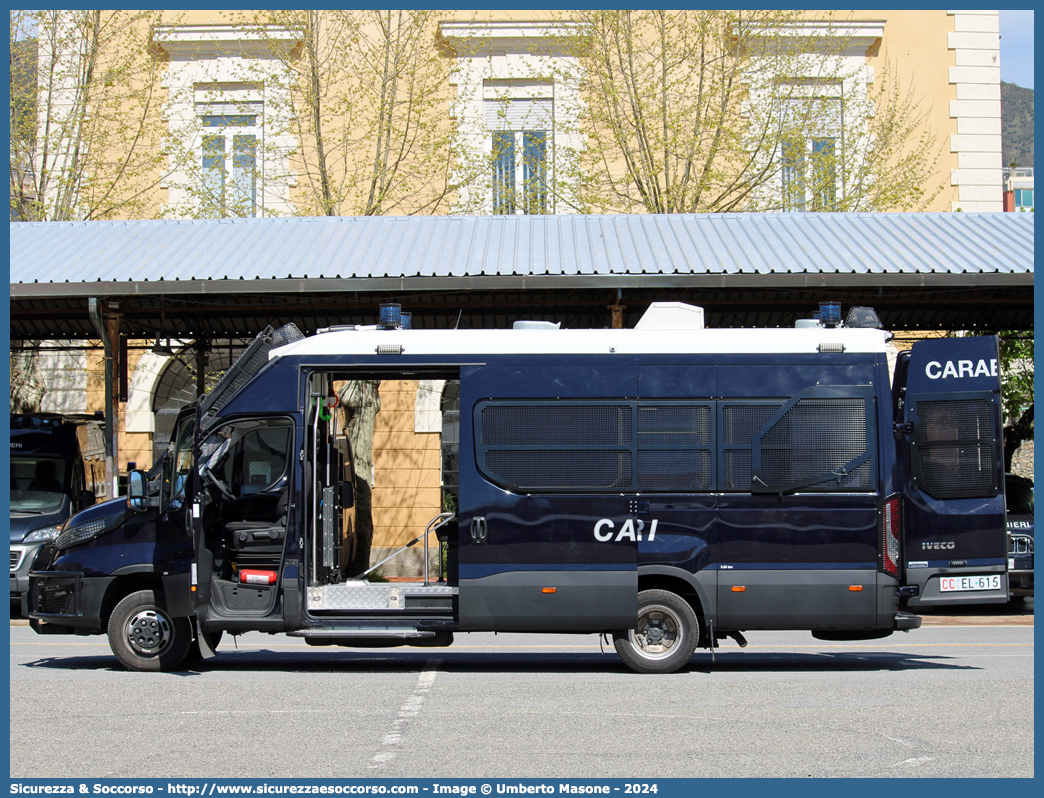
top-left (10, 457), bottom-right (68, 513)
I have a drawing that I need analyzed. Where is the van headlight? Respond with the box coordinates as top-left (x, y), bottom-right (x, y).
top-left (24, 525), bottom-right (64, 544)
top-left (53, 513), bottom-right (124, 551)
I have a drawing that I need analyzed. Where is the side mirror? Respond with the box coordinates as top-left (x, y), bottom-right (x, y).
top-left (76, 490), bottom-right (96, 511)
top-left (127, 470), bottom-right (148, 513)
top-left (342, 479), bottom-right (355, 509)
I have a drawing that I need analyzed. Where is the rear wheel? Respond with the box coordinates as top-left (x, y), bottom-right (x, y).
top-left (107, 590), bottom-right (192, 672)
top-left (613, 589), bottom-right (698, 674)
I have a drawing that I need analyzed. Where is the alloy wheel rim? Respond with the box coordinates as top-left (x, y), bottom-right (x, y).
top-left (629, 603), bottom-right (683, 660)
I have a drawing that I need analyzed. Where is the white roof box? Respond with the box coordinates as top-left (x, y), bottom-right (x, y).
top-left (634, 302), bottom-right (705, 330)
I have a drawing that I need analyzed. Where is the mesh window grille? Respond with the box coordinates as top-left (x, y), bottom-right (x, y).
top-left (486, 450), bottom-right (632, 491)
top-left (478, 403), bottom-right (634, 492)
top-left (637, 404), bottom-right (714, 490)
top-left (915, 398), bottom-right (997, 497)
top-left (759, 398), bottom-right (871, 490)
top-left (475, 394), bottom-right (875, 494)
top-left (201, 324), bottom-right (303, 425)
top-left (480, 404), bottom-right (632, 446)
top-left (720, 403), bottom-right (783, 490)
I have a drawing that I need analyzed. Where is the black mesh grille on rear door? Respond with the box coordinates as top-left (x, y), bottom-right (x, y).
top-left (914, 398), bottom-right (997, 497)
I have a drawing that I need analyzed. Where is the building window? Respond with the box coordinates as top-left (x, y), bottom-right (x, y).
top-left (810, 138), bottom-right (837, 212)
top-left (491, 130), bottom-right (548, 215)
top-left (1014, 188), bottom-right (1033, 208)
top-left (198, 109), bottom-right (259, 218)
top-left (522, 132), bottom-right (547, 215)
top-left (781, 139), bottom-right (806, 211)
top-left (492, 131), bottom-right (516, 214)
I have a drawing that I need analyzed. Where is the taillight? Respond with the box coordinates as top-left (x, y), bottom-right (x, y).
top-left (880, 496), bottom-right (902, 578)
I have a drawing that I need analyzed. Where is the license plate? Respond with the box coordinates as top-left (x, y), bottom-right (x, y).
top-left (939, 575), bottom-right (1001, 592)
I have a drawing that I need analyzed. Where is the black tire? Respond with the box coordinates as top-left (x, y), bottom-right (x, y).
top-left (182, 627), bottom-right (223, 665)
top-left (107, 590), bottom-right (192, 672)
top-left (613, 589), bottom-right (699, 674)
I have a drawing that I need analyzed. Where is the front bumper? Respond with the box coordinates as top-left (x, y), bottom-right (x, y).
top-left (27, 570), bottom-right (114, 634)
top-left (1008, 567), bottom-right (1034, 597)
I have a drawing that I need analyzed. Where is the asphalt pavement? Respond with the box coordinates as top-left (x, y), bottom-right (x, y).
top-left (8, 603), bottom-right (1034, 779)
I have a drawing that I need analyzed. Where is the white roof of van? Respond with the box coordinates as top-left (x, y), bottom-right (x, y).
top-left (272, 325), bottom-right (889, 359)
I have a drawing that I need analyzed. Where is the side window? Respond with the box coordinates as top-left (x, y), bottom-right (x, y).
top-left (637, 403), bottom-right (714, 491)
top-left (237, 427), bottom-right (291, 497)
top-left (718, 402), bottom-right (785, 491)
top-left (475, 400), bottom-right (716, 493)
top-left (751, 386), bottom-right (876, 494)
top-left (476, 402), bottom-right (634, 492)
top-left (201, 420), bottom-right (292, 500)
top-left (473, 390), bottom-right (877, 495)
top-left (165, 415), bottom-right (196, 507)
top-left (72, 459), bottom-right (84, 495)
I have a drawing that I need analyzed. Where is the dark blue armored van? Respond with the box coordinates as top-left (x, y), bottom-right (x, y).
top-left (10, 414), bottom-right (98, 608)
top-left (28, 304), bottom-right (1009, 674)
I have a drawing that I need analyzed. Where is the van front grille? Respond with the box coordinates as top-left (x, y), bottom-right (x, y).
top-left (1008, 535), bottom-right (1033, 555)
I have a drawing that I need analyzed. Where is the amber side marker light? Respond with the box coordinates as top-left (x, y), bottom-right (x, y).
top-left (849, 585), bottom-right (863, 591)
top-left (542, 587), bottom-right (556, 594)
top-left (731, 586), bottom-right (746, 592)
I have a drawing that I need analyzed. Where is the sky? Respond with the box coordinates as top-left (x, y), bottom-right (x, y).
top-left (999, 9), bottom-right (1034, 89)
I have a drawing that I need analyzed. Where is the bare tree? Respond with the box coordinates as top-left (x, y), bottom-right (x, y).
top-left (9, 9), bottom-right (181, 221)
top-left (10, 345), bottom-right (46, 413)
top-left (233, 10), bottom-right (476, 217)
top-left (554, 10), bottom-right (944, 214)
top-left (820, 56), bottom-right (946, 212)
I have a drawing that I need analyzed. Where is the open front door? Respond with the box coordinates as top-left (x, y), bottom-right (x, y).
top-left (457, 362), bottom-right (638, 632)
top-left (898, 336), bottom-right (1008, 607)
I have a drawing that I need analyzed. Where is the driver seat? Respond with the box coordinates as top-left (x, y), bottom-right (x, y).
top-left (225, 491), bottom-right (288, 555)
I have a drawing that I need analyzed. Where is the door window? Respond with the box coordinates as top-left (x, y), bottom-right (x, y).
top-left (164, 415), bottom-right (196, 508)
top-left (201, 420), bottom-right (292, 500)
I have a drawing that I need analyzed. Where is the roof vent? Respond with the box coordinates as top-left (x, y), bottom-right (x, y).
top-left (635, 302), bottom-right (704, 330)
top-left (512, 320), bottom-right (561, 330)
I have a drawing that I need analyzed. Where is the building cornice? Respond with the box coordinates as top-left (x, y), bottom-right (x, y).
top-left (153, 24), bottom-right (298, 59)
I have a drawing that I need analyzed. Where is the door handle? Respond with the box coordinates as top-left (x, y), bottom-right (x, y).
top-left (470, 517), bottom-right (487, 545)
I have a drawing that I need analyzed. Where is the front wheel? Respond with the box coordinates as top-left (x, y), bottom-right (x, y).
top-left (613, 589), bottom-right (699, 674)
top-left (107, 590), bottom-right (192, 672)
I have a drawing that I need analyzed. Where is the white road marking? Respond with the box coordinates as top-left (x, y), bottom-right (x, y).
top-left (366, 658), bottom-right (441, 771)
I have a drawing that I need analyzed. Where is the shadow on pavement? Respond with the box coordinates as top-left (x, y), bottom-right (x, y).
top-left (18, 647), bottom-right (980, 676)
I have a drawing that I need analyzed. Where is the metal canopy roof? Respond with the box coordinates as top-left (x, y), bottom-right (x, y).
top-left (9, 212), bottom-right (1034, 339)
